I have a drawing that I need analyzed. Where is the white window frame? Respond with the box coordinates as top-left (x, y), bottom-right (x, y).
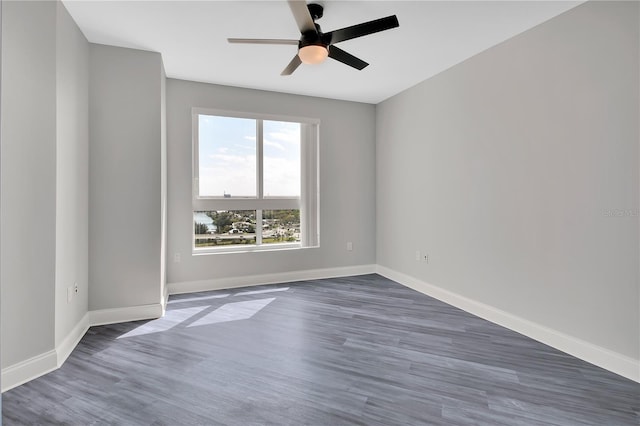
top-left (192, 108), bottom-right (319, 254)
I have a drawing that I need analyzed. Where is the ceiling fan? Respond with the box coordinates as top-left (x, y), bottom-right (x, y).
top-left (228, 0), bottom-right (399, 76)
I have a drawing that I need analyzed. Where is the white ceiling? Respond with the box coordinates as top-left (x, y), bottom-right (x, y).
top-left (63, 0), bottom-right (582, 104)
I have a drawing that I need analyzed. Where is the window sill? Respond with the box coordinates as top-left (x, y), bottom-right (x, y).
top-left (193, 243), bottom-right (311, 256)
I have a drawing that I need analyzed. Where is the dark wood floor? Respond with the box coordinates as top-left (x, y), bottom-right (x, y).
top-left (3, 274), bottom-right (639, 425)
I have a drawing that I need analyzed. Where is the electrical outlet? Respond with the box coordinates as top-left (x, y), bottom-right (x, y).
top-left (174, 253), bottom-right (181, 263)
top-left (415, 250), bottom-right (421, 261)
top-left (346, 242), bottom-right (353, 251)
top-left (74, 282), bottom-right (78, 294)
top-left (423, 253), bottom-right (429, 263)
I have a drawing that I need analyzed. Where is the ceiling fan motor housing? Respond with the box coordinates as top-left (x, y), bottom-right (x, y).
top-left (299, 27), bottom-right (327, 49)
top-left (300, 3), bottom-right (330, 48)
top-left (307, 3), bottom-right (324, 21)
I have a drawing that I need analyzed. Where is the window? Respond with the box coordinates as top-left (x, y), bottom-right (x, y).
top-left (193, 109), bottom-right (319, 253)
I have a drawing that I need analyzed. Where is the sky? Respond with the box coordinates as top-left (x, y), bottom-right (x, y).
top-left (198, 115), bottom-right (301, 198)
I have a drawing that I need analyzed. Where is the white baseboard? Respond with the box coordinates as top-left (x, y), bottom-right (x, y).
top-left (1, 350), bottom-right (58, 393)
top-left (168, 264), bottom-right (377, 295)
top-left (2, 303), bottom-right (164, 392)
top-left (4, 265), bottom-right (636, 394)
top-left (3, 265), bottom-right (374, 393)
top-left (56, 312), bottom-right (90, 367)
top-left (2, 313), bottom-right (90, 393)
top-left (88, 303), bottom-right (164, 326)
top-left (2, 266), bottom-right (374, 393)
top-left (376, 265), bottom-right (640, 383)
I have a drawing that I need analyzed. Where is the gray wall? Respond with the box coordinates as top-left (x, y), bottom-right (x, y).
top-left (1, 0), bottom-right (57, 367)
top-left (161, 65), bottom-right (167, 301)
top-left (1, 0), bottom-right (90, 367)
top-left (89, 44), bottom-right (165, 311)
top-left (1, 0), bottom-right (3, 402)
top-left (166, 80), bottom-right (376, 284)
top-left (55, 1), bottom-right (89, 346)
top-left (376, 1), bottom-right (639, 360)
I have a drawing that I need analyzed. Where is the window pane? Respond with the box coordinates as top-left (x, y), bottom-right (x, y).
top-left (263, 120), bottom-right (300, 197)
top-left (198, 115), bottom-right (256, 197)
top-left (262, 210), bottom-right (300, 245)
top-left (194, 210), bottom-right (256, 247)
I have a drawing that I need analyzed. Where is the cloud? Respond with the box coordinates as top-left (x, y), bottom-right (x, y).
top-left (201, 154), bottom-right (257, 196)
top-left (264, 140), bottom-right (285, 151)
top-left (267, 131), bottom-right (299, 144)
top-left (263, 156), bottom-right (300, 197)
top-left (209, 154), bottom-right (249, 165)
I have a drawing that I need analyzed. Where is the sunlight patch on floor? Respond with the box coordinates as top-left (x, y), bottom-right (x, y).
top-left (234, 287), bottom-right (289, 297)
top-left (117, 306), bottom-right (209, 339)
top-left (167, 293), bottom-right (231, 304)
top-left (187, 298), bottom-right (275, 328)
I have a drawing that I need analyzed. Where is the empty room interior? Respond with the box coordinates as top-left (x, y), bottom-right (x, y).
top-left (1, 0), bottom-right (639, 424)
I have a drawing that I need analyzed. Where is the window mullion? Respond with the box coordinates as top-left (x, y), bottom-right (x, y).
top-left (256, 210), bottom-right (263, 245)
top-left (257, 119), bottom-right (264, 200)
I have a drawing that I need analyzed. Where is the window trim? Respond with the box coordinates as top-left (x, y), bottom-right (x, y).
top-left (192, 108), bottom-right (320, 254)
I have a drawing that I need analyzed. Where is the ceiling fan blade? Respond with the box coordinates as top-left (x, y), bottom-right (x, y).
top-left (323, 15), bottom-right (399, 45)
top-left (228, 38), bottom-right (299, 45)
top-left (281, 54), bottom-right (302, 76)
top-left (328, 46), bottom-right (368, 70)
top-left (287, 0), bottom-right (317, 34)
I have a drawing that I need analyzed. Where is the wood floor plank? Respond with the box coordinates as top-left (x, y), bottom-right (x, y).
top-left (3, 274), bottom-right (639, 425)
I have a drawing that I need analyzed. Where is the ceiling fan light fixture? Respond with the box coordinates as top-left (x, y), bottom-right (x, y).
top-left (298, 44), bottom-right (328, 64)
